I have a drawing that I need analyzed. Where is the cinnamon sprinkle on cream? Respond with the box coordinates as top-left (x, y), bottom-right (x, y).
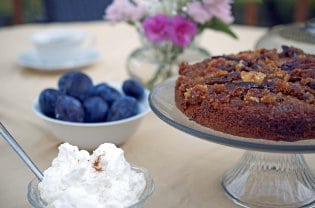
top-left (93, 154), bottom-right (104, 172)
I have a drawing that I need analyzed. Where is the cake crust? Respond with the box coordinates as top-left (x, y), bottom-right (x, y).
top-left (175, 46), bottom-right (315, 142)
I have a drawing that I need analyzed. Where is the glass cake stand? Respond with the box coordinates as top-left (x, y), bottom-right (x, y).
top-left (149, 77), bottom-right (315, 208)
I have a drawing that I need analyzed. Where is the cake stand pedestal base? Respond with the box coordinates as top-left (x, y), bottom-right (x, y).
top-left (222, 151), bottom-right (315, 208)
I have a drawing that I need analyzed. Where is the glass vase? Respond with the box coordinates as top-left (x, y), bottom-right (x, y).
top-left (126, 41), bottom-right (210, 90)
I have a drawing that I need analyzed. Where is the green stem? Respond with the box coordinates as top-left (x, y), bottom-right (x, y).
top-left (146, 63), bottom-right (168, 90)
top-left (145, 45), bottom-right (182, 90)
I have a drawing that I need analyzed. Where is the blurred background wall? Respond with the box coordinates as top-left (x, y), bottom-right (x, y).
top-left (0, 0), bottom-right (314, 27)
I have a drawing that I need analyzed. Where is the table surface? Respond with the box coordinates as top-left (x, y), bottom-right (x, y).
top-left (0, 21), bottom-right (314, 208)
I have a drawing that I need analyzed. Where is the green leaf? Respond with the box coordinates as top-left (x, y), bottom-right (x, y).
top-left (203, 17), bottom-right (238, 39)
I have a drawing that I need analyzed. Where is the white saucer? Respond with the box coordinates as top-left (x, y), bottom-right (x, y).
top-left (17, 48), bottom-right (101, 71)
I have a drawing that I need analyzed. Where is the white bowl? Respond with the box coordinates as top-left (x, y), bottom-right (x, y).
top-left (32, 83), bottom-right (150, 150)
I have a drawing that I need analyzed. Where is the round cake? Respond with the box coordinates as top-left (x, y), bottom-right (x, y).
top-left (175, 46), bottom-right (315, 142)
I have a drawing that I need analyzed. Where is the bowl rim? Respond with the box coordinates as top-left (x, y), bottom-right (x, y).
top-left (32, 83), bottom-right (151, 127)
top-left (27, 165), bottom-right (155, 208)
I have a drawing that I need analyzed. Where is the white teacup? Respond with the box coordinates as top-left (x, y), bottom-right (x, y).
top-left (31, 29), bottom-right (92, 63)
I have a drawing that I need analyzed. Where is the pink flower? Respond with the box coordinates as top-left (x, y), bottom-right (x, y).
top-left (203, 0), bottom-right (221, 4)
top-left (105, 0), bottom-right (145, 22)
top-left (187, 2), bottom-right (212, 24)
top-left (126, 4), bottom-right (146, 21)
top-left (168, 15), bottom-right (197, 48)
top-left (143, 14), bottom-right (170, 43)
top-left (203, 0), bottom-right (234, 24)
top-left (143, 14), bottom-right (197, 47)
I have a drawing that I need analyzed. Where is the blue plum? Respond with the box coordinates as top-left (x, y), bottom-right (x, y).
top-left (122, 79), bottom-right (145, 100)
top-left (94, 83), bottom-right (122, 105)
top-left (107, 96), bottom-right (138, 122)
top-left (59, 71), bottom-right (93, 101)
top-left (83, 96), bottom-right (108, 122)
top-left (58, 70), bottom-right (80, 93)
top-left (55, 95), bottom-right (84, 122)
top-left (39, 88), bottom-right (63, 118)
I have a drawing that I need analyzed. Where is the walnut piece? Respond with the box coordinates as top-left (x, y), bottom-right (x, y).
top-left (241, 71), bottom-right (266, 84)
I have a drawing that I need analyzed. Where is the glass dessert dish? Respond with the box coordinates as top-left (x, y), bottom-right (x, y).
top-left (27, 166), bottom-right (154, 208)
top-left (149, 77), bottom-right (315, 208)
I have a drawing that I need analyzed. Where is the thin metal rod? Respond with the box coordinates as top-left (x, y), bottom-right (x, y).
top-left (0, 122), bottom-right (43, 181)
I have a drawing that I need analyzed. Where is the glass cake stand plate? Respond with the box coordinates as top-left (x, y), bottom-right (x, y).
top-left (149, 77), bottom-right (315, 208)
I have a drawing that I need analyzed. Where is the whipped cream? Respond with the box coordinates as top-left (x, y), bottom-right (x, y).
top-left (38, 143), bottom-right (146, 208)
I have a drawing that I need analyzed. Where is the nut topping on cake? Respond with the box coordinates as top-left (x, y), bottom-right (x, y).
top-left (175, 46), bottom-right (315, 141)
top-left (240, 71), bottom-right (266, 84)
